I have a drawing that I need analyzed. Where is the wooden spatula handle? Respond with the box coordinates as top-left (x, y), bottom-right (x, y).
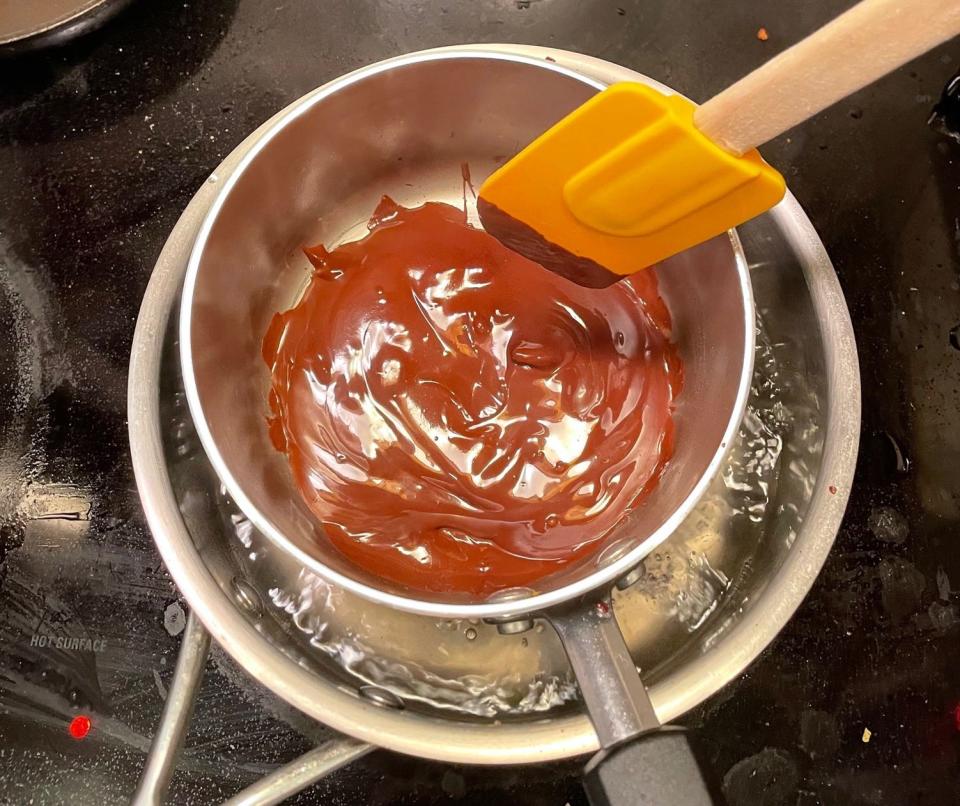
top-left (694, 0), bottom-right (960, 156)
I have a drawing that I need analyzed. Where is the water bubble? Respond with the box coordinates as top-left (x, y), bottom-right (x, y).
top-left (868, 507), bottom-right (909, 544)
top-left (885, 432), bottom-right (910, 473)
top-left (465, 627), bottom-right (478, 641)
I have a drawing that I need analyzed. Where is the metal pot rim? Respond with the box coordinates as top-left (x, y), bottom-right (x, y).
top-left (128, 45), bottom-right (860, 764)
top-left (177, 47), bottom-right (756, 620)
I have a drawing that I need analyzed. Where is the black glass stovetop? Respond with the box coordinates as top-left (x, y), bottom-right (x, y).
top-left (1, 1), bottom-right (959, 804)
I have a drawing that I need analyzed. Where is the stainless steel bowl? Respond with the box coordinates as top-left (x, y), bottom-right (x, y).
top-left (129, 45), bottom-right (860, 764)
top-left (179, 50), bottom-right (755, 619)
top-left (0, 0), bottom-right (132, 55)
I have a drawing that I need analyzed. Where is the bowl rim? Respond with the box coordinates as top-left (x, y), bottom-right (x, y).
top-left (177, 47), bottom-right (758, 620)
top-left (130, 45), bottom-right (860, 764)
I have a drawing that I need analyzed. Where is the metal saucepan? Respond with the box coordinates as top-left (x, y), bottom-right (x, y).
top-left (0, 0), bottom-right (134, 55)
top-left (180, 50), bottom-right (752, 802)
top-left (128, 45), bottom-right (860, 803)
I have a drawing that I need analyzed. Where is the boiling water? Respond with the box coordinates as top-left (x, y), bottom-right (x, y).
top-left (204, 309), bottom-right (789, 719)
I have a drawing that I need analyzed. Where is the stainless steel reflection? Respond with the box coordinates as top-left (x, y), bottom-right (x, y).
top-left (221, 739), bottom-right (374, 806)
top-left (128, 45), bottom-right (860, 764)
top-left (0, 0), bottom-right (132, 54)
top-left (131, 612), bottom-right (210, 806)
top-left (179, 50), bottom-right (755, 620)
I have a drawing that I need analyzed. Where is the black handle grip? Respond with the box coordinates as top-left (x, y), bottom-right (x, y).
top-left (583, 727), bottom-right (725, 806)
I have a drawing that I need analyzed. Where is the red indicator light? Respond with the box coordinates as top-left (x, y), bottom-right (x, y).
top-left (69, 715), bottom-right (91, 740)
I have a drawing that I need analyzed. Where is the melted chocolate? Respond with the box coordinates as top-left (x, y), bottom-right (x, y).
top-left (477, 197), bottom-right (621, 288)
top-left (263, 198), bottom-right (682, 596)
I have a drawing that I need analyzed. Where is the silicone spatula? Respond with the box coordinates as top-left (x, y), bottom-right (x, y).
top-left (479, 0), bottom-right (960, 287)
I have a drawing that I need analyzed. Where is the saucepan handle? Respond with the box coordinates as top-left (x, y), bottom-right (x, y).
top-left (547, 597), bottom-right (724, 806)
top-left (583, 727), bottom-right (721, 806)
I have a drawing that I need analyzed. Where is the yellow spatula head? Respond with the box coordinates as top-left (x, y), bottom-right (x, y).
top-left (478, 82), bottom-right (786, 286)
